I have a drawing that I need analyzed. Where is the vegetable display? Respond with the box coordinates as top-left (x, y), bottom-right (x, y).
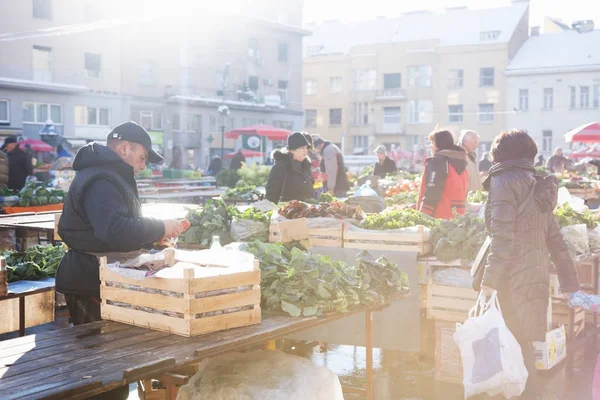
top-left (385, 192), bottom-right (418, 207)
top-left (384, 182), bottom-right (418, 197)
top-left (181, 199), bottom-right (232, 247)
top-left (429, 213), bottom-right (486, 263)
top-left (228, 207), bottom-right (272, 224)
top-left (467, 190), bottom-right (488, 204)
top-left (304, 192), bottom-right (337, 205)
top-left (246, 241), bottom-right (409, 317)
top-left (361, 208), bottom-right (436, 230)
top-left (237, 164), bottom-right (271, 187)
top-left (554, 203), bottom-right (598, 229)
top-left (278, 200), bottom-right (363, 221)
top-left (216, 168), bottom-right (240, 188)
top-left (17, 181), bottom-right (64, 207)
top-left (3, 244), bottom-right (66, 283)
top-left (222, 185), bottom-right (264, 202)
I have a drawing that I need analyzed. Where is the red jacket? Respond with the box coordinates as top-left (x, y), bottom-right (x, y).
top-left (418, 148), bottom-right (468, 220)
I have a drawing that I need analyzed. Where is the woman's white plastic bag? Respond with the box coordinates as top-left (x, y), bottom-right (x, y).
top-left (453, 292), bottom-right (528, 399)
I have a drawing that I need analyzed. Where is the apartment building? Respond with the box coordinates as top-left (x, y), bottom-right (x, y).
top-left (0, 0), bottom-right (307, 168)
top-left (303, 2), bottom-right (530, 154)
top-left (506, 24), bottom-right (600, 157)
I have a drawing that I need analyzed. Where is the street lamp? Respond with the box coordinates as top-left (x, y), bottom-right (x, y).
top-left (218, 104), bottom-right (230, 160)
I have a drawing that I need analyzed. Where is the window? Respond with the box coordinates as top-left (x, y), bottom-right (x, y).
top-left (329, 108), bottom-right (342, 126)
top-left (306, 46), bottom-right (323, 57)
top-left (580, 86), bottom-right (590, 108)
top-left (519, 89), bottom-right (529, 111)
top-left (543, 88), bottom-right (554, 110)
top-left (329, 77), bottom-right (342, 93)
top-left (0, 100), bottom-right (9, 123)
top-left (383, 73), bottom-right (402, 94)
top-left (32, 45), bottom-right (52, 82)
top-left (478, 103), bottom-right (494, 123)
top-left (479, 68), bottom-right (495, 87)
top-left (84, 53), bottom-right (101, 79)
top-left (273, 120), bottom-right (293, 130)
top-left (570, 86), bottom-right (577, 108)
top-left (480, 31), bottom-right (501, 41)
top-left (278, 43), bottom-right (288, 63)
top-left (448, 69), bottom-right (464, 89)
top-left (139, 111), bottom-right (153, 130)
top-left (407, 135), bottom-right (421, 148)
top-left (248, 76), bottom-right (259, 92)
top-left (134, 111), bottom-right (162, 130)
top-left (209, 115), bottom-right (217, 132)
top-left (352, 136), bottom-right (369, 152)
top-left (352, 102), bottom-right (369, 125)
top-left (594, 85), bottom-right (600, 109)
top-left (277, 80), bottom-right (288, 102)
top-left (172, 114), bottom-right (181, 131)
top-left (383, 107), bottom-right (401, 124)
top-left (543, 131), bottom-right (553, 154)
top-left (408, 100), bottom-right (433, 124)
top-left (33, 0), bottom-right (52, 19)
top-left (448, 105), bottom-right (463, 123)
top-left (352, 69), bottom-right (376, 91)
top-left (139, 61), bottom-right (154, 85)
top-left (186, 114), bottom-right (201, 132)
top-left (74, 106), bottom-right (109, 126)
top-left (23, 102), bottom-right (61, 124)
top-left (305, 79), bottom-right (317, 95)
top-left (248, 37), bottom-right (259, 58)
top-left (407, 65), bottom-right (432, 88)
top-left (305, 110), bottom-right (317, 128)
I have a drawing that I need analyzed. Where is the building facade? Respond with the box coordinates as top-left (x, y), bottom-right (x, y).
top-left (303, 2), bottom-right (530, 154)
top-left (506, 27), bottom-right (600, 157)
top-left (0, 0), bottom-right (307, 168)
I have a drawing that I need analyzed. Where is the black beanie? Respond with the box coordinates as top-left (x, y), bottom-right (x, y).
top-left (287, 132), bottom-right (310, 150)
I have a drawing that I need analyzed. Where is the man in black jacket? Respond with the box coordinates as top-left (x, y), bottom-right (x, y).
top-left (1, 137), bottom-right (33, 190)
top-left (373, 145), bottom-right (397, 178)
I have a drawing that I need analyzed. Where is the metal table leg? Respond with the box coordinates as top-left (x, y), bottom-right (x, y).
top-left (19, 295), bottom-right (25, 337)
top-left (366, 310), bottom-right (374, 400)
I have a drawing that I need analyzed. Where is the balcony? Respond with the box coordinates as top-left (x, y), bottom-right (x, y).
top-left (377, 123), bottom-right (404, 135)
top-left (375, 88), bottom-right (406, 101)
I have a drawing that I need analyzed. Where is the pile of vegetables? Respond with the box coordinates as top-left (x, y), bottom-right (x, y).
top-left (278, 200), bottom-right (363, 221)
top-left (180, 199), bottom-right (232, 247)
top-left (246, 241), bottom-right (409, 317)
top-left (237, 164), bottom-right (270, 187)
top-left (554, 203), bottom-right (597, 229)
top-left (361, 208), bottom-right (435, 230)
top-left (384, 182), bottom-right (418, 197)
top-left (430, 213), bottom-right (486, 263)
top-left (303, 192), bottom-right (337, 205)
top-left (17, 181), bottom-right (64, 207)
top-left (222, 185), bottom-right (264, 202)
top-left (216, 168), bottom-right (240, 188)
top-left (228, 207), bottom-right (272, 224)
top-left (3, 244), bottom-right (66, 283)
top-left (467, 190), bottom-right (488, 204)
top-left (385, 192), bottom-right (418, 207)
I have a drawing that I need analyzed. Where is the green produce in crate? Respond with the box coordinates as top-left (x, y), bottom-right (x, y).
top-left (181, 199), bottom-right (232, 247)
top-left (216, 168), bottom-right (240, 188)
top-left (554, 203), bottom-right (597, 229)
top-left (361, 208), bottom-right (436, 230)
top-left (237, 164), bottom-right (271, 187)
top-left (430, 212), bottom-right (486, 263)
top-left (18, 197), bottom-right (30, 207)
top-left (4, 244), bottom-right (66, 283)
top-left (467, 190), bottom-right (488, 204)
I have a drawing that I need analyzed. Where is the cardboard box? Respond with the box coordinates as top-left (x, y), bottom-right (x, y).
top-left (534, 325), bottom-right (566, 370)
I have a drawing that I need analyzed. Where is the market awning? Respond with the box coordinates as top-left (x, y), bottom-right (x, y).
top-left (224, 150), bottom-right (265, 159)
top-left (19, 139), bottom-right (53, 152)
top-left (564, 122), bottom-right (600, 143)
top-left (224, 125), bottom-right (291, 141)
top-left (570, 144), bottom-right (600, 159)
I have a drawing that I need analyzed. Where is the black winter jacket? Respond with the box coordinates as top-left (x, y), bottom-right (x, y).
top-left (373, 157), bottom-right (397, 178)
top-left (55, 143), bottom-right (165, 297)
top-left (482, 159), bottom-right (580, 341)
top-left (265, 150), bottom-right (314, 204)
top-left (7, 147), bottom-right (33, 190)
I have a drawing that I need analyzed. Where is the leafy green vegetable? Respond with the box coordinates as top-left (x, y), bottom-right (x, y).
top-left (216, 168), bottom-right (240, 188)
top-left (4, 244), bottom-right (66, 283)
top-left (237, 164), bottom-right (271, 187)
top-left (385, 192), bottom-right (418, 207)
top-left (222, 185), bottom-right (264, 202)
top-left (554, 203), bottom-right (597, 229)
top-left (430, 213), bottom-right (485, 263)
top-left (180, 199), bottom-right (232, 247)
top-left (467, 190), bottom-right (488, 204)
top-left (361, 208), bottom-right (436, 230)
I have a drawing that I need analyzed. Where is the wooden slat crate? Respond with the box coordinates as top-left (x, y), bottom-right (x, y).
top-left (0, 289), bottom-right (55, 334)
top-left (269, 219), bottom-right (342, 248)
top-left (427, 280), bottom-right (478, 323)
top-left (343, 225), bottom-right (432, 254)
top-left (552, 300), bottom-right (585, 339)
top-left (434, 320), bottom-right (463, 385)
top-left (100, 249), bottom-right (261, 337)
top-left (568, 187), bottom-right (598, 200)
top-left (417, 257), bottom-right (470, 285)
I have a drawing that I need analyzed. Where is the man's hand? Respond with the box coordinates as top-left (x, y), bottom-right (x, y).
top-left (163, 219), bottom-right (184, 238)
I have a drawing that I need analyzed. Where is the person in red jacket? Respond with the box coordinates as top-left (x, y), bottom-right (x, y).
top-left (418, 130), bottom-right (468, 219)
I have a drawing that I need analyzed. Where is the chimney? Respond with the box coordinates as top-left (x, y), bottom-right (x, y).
top-left (572, 20), bottom-right (595, 33)
top-left (530, 26), bottom-right (540, 36)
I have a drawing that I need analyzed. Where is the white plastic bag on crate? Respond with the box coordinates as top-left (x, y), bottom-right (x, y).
top-left (453, 292), bottom-right (528, 399)
top-left (560, 224), bottom-right (589, 256)
top-left (176, 350), bottom-right (344, 400)
top-left (557, 187), bottom-right (586, 212)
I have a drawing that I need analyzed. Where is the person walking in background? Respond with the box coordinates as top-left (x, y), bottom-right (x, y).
top-left (207, 156), bottom-right (223, 176)
top-left (478, 129), bottom-right (580, 396)
top-left (314, 136), bottom-right (349, 197)
top-left (230, 149), bottom-right (246, 171)
top-left (459, 129), bottom-right (482, 192)
top-left (547, 147), bottom-right (568, 174)
top-left (535, 154), bottom-right (546, 168)
top-left (56, 144), bottom-right (72, 159)
top-left (418, 130), bottom-right (468, 220)
top-left (373, 145), bottom-right (397, 178)
top-left (265, 132), bottom-right (314, 204)
top-left (1, 137), bottom-right (33, 191)
top-left (479, 152), bottom-right (492, 175)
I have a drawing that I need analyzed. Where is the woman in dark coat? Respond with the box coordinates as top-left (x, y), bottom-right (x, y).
top-left (207, 156), bottom-right (223, 177)
top-left (265, 132), bottom-right (314, 204)
top-left (480, 129), bottom-right (580, 395)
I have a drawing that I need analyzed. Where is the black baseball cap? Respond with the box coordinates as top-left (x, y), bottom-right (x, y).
top-left (107, 121), bottom-right (163, 163)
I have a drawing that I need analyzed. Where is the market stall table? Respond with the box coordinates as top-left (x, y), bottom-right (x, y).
top-left (0, 295), bottom-right (407, 400)
top-left (0, 212), bottom-right (60, 246)
top-left (140, 189), bottom-right (225, 204)
top-left (0, 279), bottom-right (55, 337)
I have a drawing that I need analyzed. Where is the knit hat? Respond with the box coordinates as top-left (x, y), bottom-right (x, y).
top-left (374, 145), bottom-right (387, 154)
top-left (1, 136), bottom-right (17, 151)
top-left (287, 132), bottom-right (310, 150)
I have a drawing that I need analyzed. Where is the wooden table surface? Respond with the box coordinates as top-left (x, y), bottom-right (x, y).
top-left (140, 189), bottom-right (225, 200)
top-left (0, 302), bottom-right (397, 400)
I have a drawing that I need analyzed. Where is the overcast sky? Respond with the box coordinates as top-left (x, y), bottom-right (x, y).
top-left (303, 0), bottom-right (600, 31)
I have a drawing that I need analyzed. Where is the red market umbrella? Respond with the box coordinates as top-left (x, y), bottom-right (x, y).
top-left (564, 122), bottom-right (600, 143)
top-left (571, 144), bottom-right (600, 159)
top-left (19, 139), bottom-right (53, 152)
top-left (224, 150), bottom-right (265, 159)
top-left (224, 125), bottom-right (291, 141)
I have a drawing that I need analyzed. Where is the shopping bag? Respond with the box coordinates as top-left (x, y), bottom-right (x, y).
top-left (453, 292), bottom-right (529, 399)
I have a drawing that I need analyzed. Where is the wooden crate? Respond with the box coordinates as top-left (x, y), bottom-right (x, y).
top-left (426, 280), bottom-right (478, 323)
top-left (568, 187), bottom-right (598, 200)
top-left (0, 289), bottom-right (55, 334)
top-left (552, 300), bottom-right (585, 338)
top-left (100, 249), bottom-right (261, 337)
top-left (417, 257), bottom-right (470, 284)
top-left (434, 320), bottom-right (463, 385)
top-left (343, 225), bottom-right (432, 254)
top-left (269, 219), bottom-right (342, 248)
